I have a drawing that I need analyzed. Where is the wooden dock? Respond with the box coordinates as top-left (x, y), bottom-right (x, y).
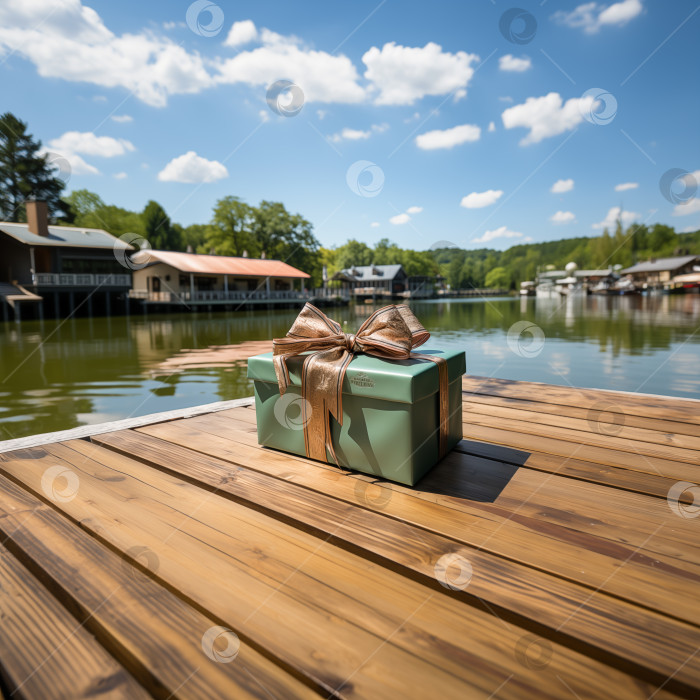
top-left (0, 376), bottom-right (698, 699)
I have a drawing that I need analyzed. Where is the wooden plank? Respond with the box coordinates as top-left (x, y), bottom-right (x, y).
top-left (0, 397), bottom-right (255, 454)
top-left (463, 422), bottom-right (700, 482)
top-left (462, 398), bottom-right (700, 452)
top-left (455, 439), bottom-right (692, 502)
top-left (0, 544), bottom-right (148, 700)
top-left (92, 427), bottom-right (700, 692)
top-left (0, 441), bottom-right (675, 700)
top-left (134, 414), bottom-right (700, 630)
top-left (218, 406), bottom-right (695, 499)
top-left (184, 410), bottom-right (700, 561)
top-left (463, 376), bottom-right (700, 425)
top-left (0, 474), bottom-right (318, 700)
top-left (462, 392), bottom-right (700, 438)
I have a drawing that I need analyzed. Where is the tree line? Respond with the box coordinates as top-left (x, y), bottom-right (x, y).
top-left (2, 111), bottom-right (699, 291)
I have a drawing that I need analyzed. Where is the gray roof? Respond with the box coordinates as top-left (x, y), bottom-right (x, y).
top-left (620, 256), bottom-right (698, 274)
top-left (575, 270), bottom-right (614, 277)
top-left (0, 222), bottom-right (132, 250)
top-left (339, 264), bottom-right (404, 282)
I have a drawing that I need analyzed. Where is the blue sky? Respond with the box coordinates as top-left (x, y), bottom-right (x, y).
top-left (1, 0), bottom-right (699, 250)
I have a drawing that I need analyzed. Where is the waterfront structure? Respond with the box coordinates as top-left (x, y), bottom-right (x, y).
top-left (621, 255), bottom-right (699, 288)
top-left (333, 264), bottom-right (442, 299)
top-left (0, 200), bottom-right (132, 320)
top-left (129, 249), bottom-right (310, 309)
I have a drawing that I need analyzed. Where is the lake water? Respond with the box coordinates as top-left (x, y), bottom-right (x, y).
top-left (1, 294), bottom-right (699, 441)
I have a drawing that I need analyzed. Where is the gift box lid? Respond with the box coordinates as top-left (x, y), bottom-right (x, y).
top-left (247, 348), bottom-right (465, 404)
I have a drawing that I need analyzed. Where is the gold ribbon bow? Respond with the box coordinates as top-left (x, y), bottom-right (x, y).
top-left (272, 303), bottom-right (449, 465)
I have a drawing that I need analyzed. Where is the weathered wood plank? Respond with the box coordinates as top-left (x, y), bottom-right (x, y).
top-left (462, 407), bottom-right (700, 465)
top-left (463, 422), bottom-right (700, 482)
top-left (0, 474), bottom-right (318, 700)
top-left (92, 427), bottom-right (700, 692)
top-left (462, 392), bottom-right (700, 438)
top-left (0, 441), bottom-right (674, 700)
top-left (134, 414), bottom-right (700, 629)
top-left (463, 399), bottom-right (700, 452)
top-left (463, 376), bottom-right (700, 424)
top-left (454, 438), bottom-right (689, 501)
top-left (0, 544), bottom-right (148, 700)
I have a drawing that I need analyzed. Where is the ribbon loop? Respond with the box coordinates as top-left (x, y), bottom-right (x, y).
top-left (272, 303), bottom-right (449, 466)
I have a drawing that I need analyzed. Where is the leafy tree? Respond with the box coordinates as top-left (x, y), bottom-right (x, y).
top-left (484, 266), bottom-right (510, 289)
top-left (63, 189), bottom-right (105, 219)
top-left (206, 196), bottom-right (256, 257)
top-left (143, 200), bottom-right (179, 250)
top-left (0, 112), bottom-right (66, 221)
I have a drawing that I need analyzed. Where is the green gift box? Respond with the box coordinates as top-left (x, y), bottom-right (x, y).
top-left (247, 348), bottom-right (465, 486)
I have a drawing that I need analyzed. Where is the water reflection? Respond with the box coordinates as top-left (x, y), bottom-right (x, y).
top-left (1, 295), bottom-right (699, 440)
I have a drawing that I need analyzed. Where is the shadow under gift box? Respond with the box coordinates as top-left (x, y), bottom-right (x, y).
top-left (247, 349), bottom-right (466, 486)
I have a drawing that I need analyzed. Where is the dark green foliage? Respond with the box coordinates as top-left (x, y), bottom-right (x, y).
top-left (0, 112), bottom-right (66, 221)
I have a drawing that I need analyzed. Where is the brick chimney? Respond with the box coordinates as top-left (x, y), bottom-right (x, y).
top-left (26, 199), bottom-right (49, 237)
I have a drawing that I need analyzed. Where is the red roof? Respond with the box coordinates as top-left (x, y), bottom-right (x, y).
top-left (133, 250), bottom-right (310, 278)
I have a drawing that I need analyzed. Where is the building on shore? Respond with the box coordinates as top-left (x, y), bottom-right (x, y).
top-left (620, 255), bottom-right (699, 289)
top-left (331, 264), bottom-right (443, 300)
top-left (0, 200), bottom-right (133, 320)
top-left (129, 249), bottom-right (311, 309)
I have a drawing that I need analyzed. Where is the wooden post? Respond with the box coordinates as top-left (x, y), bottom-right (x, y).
top-left (224, 275), bottom-right (229, 297)
top-left (266, 277), bottom-right (270, 298)
top-left (190, 273), bottom-right (195, 301)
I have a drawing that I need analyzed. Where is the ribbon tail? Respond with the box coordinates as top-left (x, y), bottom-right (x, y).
top-left (411, 352), bottom-right (450, 459)
top-left (300, 347), bottom-right (352, 464)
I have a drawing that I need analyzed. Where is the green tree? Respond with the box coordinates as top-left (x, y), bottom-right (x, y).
top-left (484, 266), bottom-right (509, 289)
top-left (206, 196), bottom-right (255, 257)
top-left (143, 200), bottom-right (179, 250)
top-left (0, 112), bottom-right (66, 221)
top-left (63, 189), bottom-right (105, 219)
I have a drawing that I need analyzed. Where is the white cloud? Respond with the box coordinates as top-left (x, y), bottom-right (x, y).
top-left (113, 171), bottom-right (127, 179)
top-left (415, 123), bottom-right (481, 150)
top-left (157, 151), bottom-right (228, 183)
top-left (488, 121), bottom-right (496, 132)
top-left (682, 225), bottom-right (699, 233)
top-left (316, 109), bottom-right (327, 120)
top-left (259, 109), bottom-right (269, 122)
top-left (48, 131), bottom-right (134, 158)
top-left (362, 42), bottom-right (479, 105)
top-left (460, 189), bottom-right (503, 209)
top-left (551, 178), bottom-right (574, 193)
top-left (66, 155), bottom-right (100, 175)
top-left (0, 1), bottom-right (215, 107)
top-left (111, 114), bottom-right (133, 123)
top-left (472, 226), bottom-right (528, 244)
top-left (614, 182), bottom-right (638, 191)
top-left (592, 206), bottom-right (640, 229)
top-left (553, 0), bottom-right (643, 34)
top-left (329, 123), bottom-right (388, 143)
top-left (499, 96), bottom-right (514, 103)
top-left (224, 20), bottom-right (258, 47)
top-left (215, 27), bottom-right (365, 104)
top-left (389, 205), bottom-right (422, 225)
top-left (672, 199), bottom-right (700, 217)
top-left (499, 54), bottom-right (532, 72)
top-left (551, 210), bottom-right (576, 224)
top-left (370, 222), bottom-right (380, 228)
top-left (502, 92), bottom-right (593, 145)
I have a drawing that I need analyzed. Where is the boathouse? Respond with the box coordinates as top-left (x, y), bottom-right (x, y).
top-left (0, 200), bottom-right (133, 320)
top-left (129, 249), bottom-right (310, 308)
top-left (620, 255), bottom-right (699, 286)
